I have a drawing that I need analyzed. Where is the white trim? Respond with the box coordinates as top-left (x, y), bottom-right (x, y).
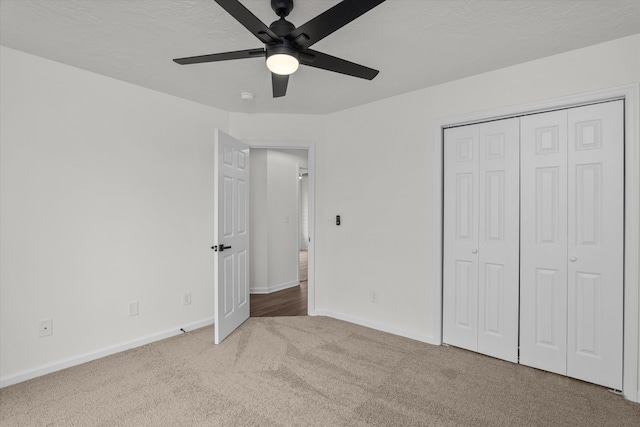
top-left (250, 280), bottom-right (299, 295)
top-left (297, 164), bottom-right (309, 258)
top-left (432, 84), bottom-right (640, 403)
top-left (249, 140), bottom-right (316, 316)
top-left (0, 317), bottom-right (214, 389)
top-left (296, 164), bottom-right (301, 284)
top-left (432, 120), bottom-right (445, 347)
top-left (622, 84), bottom-right (640, 403)
top-left (315, 310), bottom-right (438, 345)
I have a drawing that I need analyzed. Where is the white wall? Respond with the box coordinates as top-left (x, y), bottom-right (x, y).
top-left (299, 173), bottom-right (309, 251)
top-left (229, 113), bottom-right (324, 144)
top-left (250, 149), bottom-right (307, 293)
top-left (249, 149), bottom-right (269, 293)
top-left (0, 46), bottom-right (229, 383)
top-left (267, 149), bottom-right (308, 290)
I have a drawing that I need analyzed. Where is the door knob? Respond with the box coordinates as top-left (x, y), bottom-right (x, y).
top-left (472, 249), bottom-right (478, 254)
top-left (212, 245), bottom-right (232, 252)
top-left (569, 256), bottom-right (577, 262)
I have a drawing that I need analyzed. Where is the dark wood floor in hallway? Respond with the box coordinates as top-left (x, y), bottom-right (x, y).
top-left (250, 250), bottom-right (308, 317)
top-left (250, 281), bottom-right (308, 317)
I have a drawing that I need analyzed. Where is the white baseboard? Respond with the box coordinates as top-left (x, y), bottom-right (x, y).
top-left (314, 310), bottom-right (438, 345)
top-left (0, 317), bottom-right (214, 389)
top-left (250, 280), bottom-right (299, 295)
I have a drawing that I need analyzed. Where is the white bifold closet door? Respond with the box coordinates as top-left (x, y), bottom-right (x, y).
top-left (520, 100), bottom-right (624, 389)
top-left (443, 118), bottom-right (520, 363)
top-left (520, 110), bottom-right (568, 375)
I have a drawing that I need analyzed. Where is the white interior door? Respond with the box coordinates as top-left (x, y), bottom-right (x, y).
top-left (520, 101), bottom-right (624, 389)
top-left (477, 118), bottom-right (520, 363)
top-left (443, 119), bottom-right (520, 362)
top-left (443, 124), bottom-right (480, 352)
top-left (567, 101), bottom-right (624, 389)
top-left (214, 129), bottom-right (250, 344)
top-left (520, 110), bottom-right (569, 375)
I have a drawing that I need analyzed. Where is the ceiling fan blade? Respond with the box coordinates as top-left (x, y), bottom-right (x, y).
top-left (286, 0), bottom-right (385, 49)
top-left (173, 48), bottom-right (265, 65)
top-left (214, 0), bottom-right (281, 44)
top-left (272, 73), bottom-right (289, 98)
top-left (300, 50), bottom-right (379, 80)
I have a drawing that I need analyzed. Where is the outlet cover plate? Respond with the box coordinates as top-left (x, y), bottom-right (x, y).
top-left (182, 292), bottom-right (192, 306)
top-left (370, 291), bottom-right (379, 304)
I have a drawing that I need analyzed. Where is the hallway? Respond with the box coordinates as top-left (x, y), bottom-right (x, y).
top-left (250, 251), bottom-right (308, 317)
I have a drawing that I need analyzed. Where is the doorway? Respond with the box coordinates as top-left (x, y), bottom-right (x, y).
top-left (248, 143), bottom-right (315, 317)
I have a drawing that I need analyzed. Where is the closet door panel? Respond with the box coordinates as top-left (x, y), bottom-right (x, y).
top-left (443, 125), bottom-right (480, 351)
top-left (567, 101), bottom-right (624, 390)
top-left (477, 118), bottom-right (520, 363)
top-left (520, 110), bottom-right (568, 375)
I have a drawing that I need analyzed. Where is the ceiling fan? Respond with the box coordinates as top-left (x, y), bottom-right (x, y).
top-left (173, 0), bottom-right (386, 98)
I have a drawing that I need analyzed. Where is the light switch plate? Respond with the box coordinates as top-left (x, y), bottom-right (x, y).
top-left (129, 301), bottom-right (139, 317)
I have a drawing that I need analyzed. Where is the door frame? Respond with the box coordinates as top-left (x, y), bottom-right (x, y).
top-left (297, 165), bottom-right (309, 284)
top-left (432, 84), bottom-right (640, 402)
top-left (250, 140), bottom-right (316, 316)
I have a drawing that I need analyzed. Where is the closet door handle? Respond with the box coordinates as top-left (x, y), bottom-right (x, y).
top-left (472, 249), bottom-right (478, 254)
top-left (569, 256), bottom-right (577, 262)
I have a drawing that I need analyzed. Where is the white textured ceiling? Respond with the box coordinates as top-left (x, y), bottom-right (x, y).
top-left (1, 0), bottom-right (639, 114)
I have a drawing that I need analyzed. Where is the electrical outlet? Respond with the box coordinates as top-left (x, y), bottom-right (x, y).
top-left (370, 291), bottom-right (379, 304)
top-left (129, 301), bottom-right (139, 317)
top-left (182, 292), bottom-right (192, 306)
top-left (39, 318), bottom-right (53, 337)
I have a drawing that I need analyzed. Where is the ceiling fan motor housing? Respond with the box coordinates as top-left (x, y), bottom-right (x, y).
top-left (269, 16), bottom-right (296, 38)
top-left (267, 16), bottom-right (299, 65)
top-left (266, 39), bottom-right (300, 62)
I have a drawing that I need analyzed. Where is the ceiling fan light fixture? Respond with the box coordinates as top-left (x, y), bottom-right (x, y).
top-left (266, 53), bottom-right (299, 75)
top-left (266, 42), bottom-right (300, 75)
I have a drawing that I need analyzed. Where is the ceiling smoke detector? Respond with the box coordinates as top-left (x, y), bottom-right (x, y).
top-left (240, 92), bottom-right (255, 100)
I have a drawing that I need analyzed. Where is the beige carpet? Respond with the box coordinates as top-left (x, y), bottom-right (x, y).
top-left (1, 316), bottom-right (639, 426)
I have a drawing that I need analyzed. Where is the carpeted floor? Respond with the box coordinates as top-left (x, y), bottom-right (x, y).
top-left (1, 316), bottom-right (639, 426)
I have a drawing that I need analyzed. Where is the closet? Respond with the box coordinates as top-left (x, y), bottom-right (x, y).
top-left (442, 100), bottom-right (624, 390)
